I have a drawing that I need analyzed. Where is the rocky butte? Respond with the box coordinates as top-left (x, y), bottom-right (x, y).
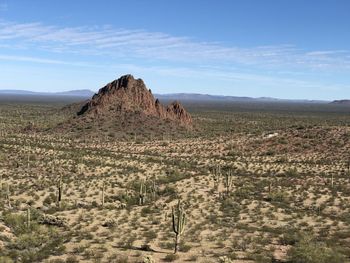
top-left (76, 74), bottom-right (193, 127)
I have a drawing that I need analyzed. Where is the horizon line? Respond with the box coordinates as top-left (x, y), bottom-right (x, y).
top-left (0, 88), bottom-right (345, 102)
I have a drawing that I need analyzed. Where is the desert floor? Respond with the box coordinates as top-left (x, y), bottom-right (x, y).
top-left (1, 100), bottom-right (350, 263)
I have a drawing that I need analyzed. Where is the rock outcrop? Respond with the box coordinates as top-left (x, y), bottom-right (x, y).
top-left (38, 214), bottom-right (67, 227)
top-left (77, 74), bottom-right (192, 127)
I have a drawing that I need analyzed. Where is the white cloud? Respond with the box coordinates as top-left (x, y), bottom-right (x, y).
top-left (106, 63), bottom-right (347, 93)
top-left (0, 54), bottom-right (93, 67)
top-left (0, 20), bottom-right (350, 71)
top-left (0, 54), bottom-right (348, 99)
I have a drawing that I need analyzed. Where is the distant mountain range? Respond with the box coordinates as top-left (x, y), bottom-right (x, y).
top-left (330, 100), bottom-right (350, 105)
top-left (154, 93), bottom-right (329, 103)
top-left (0, 89), bottom-right (95, 97)
top-left (0, 89), bottom-right (345, 104)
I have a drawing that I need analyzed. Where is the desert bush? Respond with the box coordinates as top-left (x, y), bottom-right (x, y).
top-left (220, 198), bottom-right (241, 219)
top-left (157, 169), bottom-right (190, 184)
top-left (43, 193), bottom-right (56, 205)
top-left (5, 228), bottom-right (65, 263)
top-left (163, 254), bottom-right (179, 262)
top-left (287, 236), bottom-right (345, 263)
top-left (280, 228), bottom-right (302, 245)
top-left (0, 256), bottom-right (13, 263)
top-left (65, 255), bottom-right (79, 263)
top-left (3, 212), bottom-right (28, 235)
top-left (268, 191), bottom-right (289, 203)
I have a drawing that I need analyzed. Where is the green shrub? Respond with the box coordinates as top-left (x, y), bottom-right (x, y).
top-left (5, 212), bottom-right (31, 234)
top-left (141, 206), bottom-right (152, 217)
top-left (0, 256), bottom-right (14, 263)
top-left (280, 228), bottom-right (302, 245)
top-left (164, 254), bottom-right (179, 262)
top-left (157, 169), bottom-right (190, 184)
top-left (65, 255), bottom-right (79, 263)
top-left (287, 237), bottom-right (345, 263)
top-left (3, 212), bottom-right (66, 263)
top-left (268, 191), bottom-right (289, 203)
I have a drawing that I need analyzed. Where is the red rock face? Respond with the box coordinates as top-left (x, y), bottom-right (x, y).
top-left (166, 101), bottom-right (193, 125)
top-left (77, 74), bottom-right (192, 127)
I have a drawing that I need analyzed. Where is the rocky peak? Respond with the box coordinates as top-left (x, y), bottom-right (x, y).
top-left (77, 74), bottom-right (192, 127)
top-left (167, 101), bottom-right (192, 125)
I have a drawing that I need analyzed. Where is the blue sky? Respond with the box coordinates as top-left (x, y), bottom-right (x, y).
top-left (0, 0), bottom-right (350, 100)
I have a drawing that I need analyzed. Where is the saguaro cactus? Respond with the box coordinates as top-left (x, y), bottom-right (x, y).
top-left (101, 181), bottom-right (105, 207)
top-left (27, 207), bottom-right (31, 229)
top-left (224, 169), bottom-right (233, 196)
top-left (213, 165), bottom-right (221, 192)
top-left (57, 175), bottom-right (63, 207)
top-left (139, 180), bottom-right (146, 206)
top-left (172, 200), bottom-right (186, 254)
top-left (268, 180), bottom-right (272, 193)
top-left (5, 183), bottom-right (11, 208)
top-left (150, 179), bottom-right (157, 201)
top-left (331, 174), bottom-right (334, 188)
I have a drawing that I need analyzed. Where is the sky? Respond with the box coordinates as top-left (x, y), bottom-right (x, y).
top-left (0, 0), bottom-right (350, 100)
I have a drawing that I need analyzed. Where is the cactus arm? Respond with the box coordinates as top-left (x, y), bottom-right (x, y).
top-left (172, 207), bottom-right (177, 233)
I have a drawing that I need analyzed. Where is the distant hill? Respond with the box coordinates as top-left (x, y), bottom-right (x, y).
top-left (330, 100), bottom-right (350, 105)
top-left (154, 93), bottom-right (254, 102)
top-left (0, 89), bottom-right (95, 98)
top-left (0, 89), bottom-right (37, 95)
top-left (155, 93), bottom-right (328, 103)
top-left (55, 90), bottom-right (95, 97)
top-left (0, 89), bottom-right (330, 103)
